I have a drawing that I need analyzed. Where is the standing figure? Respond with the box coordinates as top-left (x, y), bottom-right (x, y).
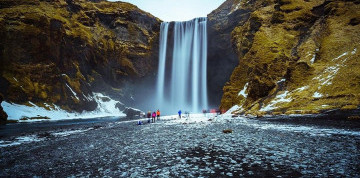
top-left (178, 110), bottom-right (182, 118)
top-left (156, 109), bottom-right (160, 120)
top-left (147, 111), bottom-right (151, 123)
top-left (152, 112), bottom-right (156, 123)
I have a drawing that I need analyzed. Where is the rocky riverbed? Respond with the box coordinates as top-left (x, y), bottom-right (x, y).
top-left (1, 114), bottom-right (360, 177)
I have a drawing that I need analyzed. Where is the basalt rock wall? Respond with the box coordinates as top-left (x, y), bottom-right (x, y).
top-left (214, 0), bottom-right (360, 115)
top-left (0, 0), bottom-right (161, 113)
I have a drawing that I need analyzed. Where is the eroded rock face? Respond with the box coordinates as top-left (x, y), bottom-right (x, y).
top-left (0, 0), bottom-right (161, 112)
top-left (0, 95), bottom-right (8, 123)
top-left (207, 0), bottom-right (251, 107)
top-left (216, 0), bottom-right (360, 115)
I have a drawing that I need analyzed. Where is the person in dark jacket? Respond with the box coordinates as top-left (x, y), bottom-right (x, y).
top-left (147, 111), bottom-right (151, 123)
top-left (178, 110), bottom-right (182, 118)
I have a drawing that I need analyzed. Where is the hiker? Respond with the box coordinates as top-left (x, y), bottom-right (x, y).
top-left (156, 109), bottom-right (160, 120)
top-left (152, 112), bottom-right (156, 123)
top-left (178, 110), bottom-right (182, 118)
top-left (185, 111), bottom-right (190, 119)
top-left (147, 111), bottom-right (151, 123)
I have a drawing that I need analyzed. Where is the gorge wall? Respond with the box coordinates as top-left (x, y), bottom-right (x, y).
top-left (214, 0), bottom-right (360, 115)
top-left (0, 0), bottom-right (161, 119)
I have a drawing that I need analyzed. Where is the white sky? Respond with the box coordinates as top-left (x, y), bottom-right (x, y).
top-left (107, 0), bottom-right (226, 21)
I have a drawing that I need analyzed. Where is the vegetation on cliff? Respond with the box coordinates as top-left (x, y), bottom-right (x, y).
top-left (0, 0), bottom-right (160, 114)
top-left (219, 0), bottom-right (360, 115)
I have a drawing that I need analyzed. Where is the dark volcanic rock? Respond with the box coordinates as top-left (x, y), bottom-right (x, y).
top-left (212, 0), bottom-right (360, 115)
top-left (123, 107), bottom-right (143, 118)
top-left (0, 0), bottom-right (161, 113)
top-left (207, 0), bottom-right (251, 107)
top-left (0, 94), bottom-right (8, 124)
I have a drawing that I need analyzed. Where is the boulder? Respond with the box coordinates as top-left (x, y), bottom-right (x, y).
top-left (115, 102), bottom-right (126, 111)
top-left (0, 95), bottom-right (8, 124)
top-left (123, 107), bottom-right (143, 118)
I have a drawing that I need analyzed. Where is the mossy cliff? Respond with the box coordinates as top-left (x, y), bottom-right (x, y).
top-left (0, 0), bottom-right (160, 113)
top-left (214, 0), bottom-right (360, 115)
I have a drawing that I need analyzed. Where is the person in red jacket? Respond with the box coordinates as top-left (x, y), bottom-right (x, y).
top-left (156, 109), bottom-right (160, 120)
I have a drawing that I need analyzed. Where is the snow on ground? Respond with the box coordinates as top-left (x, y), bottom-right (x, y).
top-left (260, 91), bottom-right (291, 112)
top-left (238, 83), bottom-right (248, 97)
top-left (1, 92), bottom-right (125, 121)
top-left (295, 86), bottom-right (309, 92)
top-left (0, 135), bottom-right (44, 148)
top-left (310, 53), bottom-right (316, 64)
top-left (65, 83), bottom-right (79, 100)
top-left (225, 105), bottom-right (240, 115)
top-left (313, 92), bottom-right (323, 98)
top-left (228, 0), bottom-right (242, 15)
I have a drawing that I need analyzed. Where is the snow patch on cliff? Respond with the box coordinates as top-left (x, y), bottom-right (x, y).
top-left (238, 83), bottom-right (248, 97)
top-left (2, 93), bottom-right (125, 121)
top-left (260, 91), bottom-right (291, 112)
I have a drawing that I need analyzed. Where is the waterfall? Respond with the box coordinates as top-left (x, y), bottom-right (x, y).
top-left (156, 17), bottom-right (208, 114)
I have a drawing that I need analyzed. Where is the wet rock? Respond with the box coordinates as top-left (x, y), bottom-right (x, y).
top-left (0, 0), bottom-right (161, 113)
top-left (223, 129), bottom-right (233, 134)
top-left (123, 107), bottom-right (143, 118)
top-left (115, 102), bottom-right (125, 111)
top-left (0, 95), bottom-right (8, 124)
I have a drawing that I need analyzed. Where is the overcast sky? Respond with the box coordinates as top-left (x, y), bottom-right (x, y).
top-left (107, 0), bottom-right (226, 21)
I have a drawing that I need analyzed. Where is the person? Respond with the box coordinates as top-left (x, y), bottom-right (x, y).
top-left (152, 112), bottom-right (156, 123)
top-left (147, 111), bottom-right (151, 123)
top-left (178, 110), bottom-right (182, 118)
top-left (185, 111), bottom-right (190, 119)
top-left (137, 120), bottom-right (143, 125)
top-left (156, 109), bottom-right (160, 120)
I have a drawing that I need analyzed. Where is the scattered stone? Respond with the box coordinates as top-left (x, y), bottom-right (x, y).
top-left (223, 129), bottom-right (233, 134)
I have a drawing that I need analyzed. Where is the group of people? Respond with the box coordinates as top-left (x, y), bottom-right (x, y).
top-left (137, 109), bottom-right (160, 125)
top-left (147, 109), bottom-right (160, 123)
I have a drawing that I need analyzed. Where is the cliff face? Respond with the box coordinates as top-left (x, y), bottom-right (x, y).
top-left (207, 0), bottom-right (250, 107)
top-left (216, 0), bottom-right (360, 115)
top-left (0, 0), bottom-right (160, 113)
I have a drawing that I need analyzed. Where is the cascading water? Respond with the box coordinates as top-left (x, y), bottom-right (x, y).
top-left (156, 17), bottom-right (208, 114)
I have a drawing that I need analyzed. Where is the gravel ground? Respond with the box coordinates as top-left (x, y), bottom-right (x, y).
top-left (1, 115), bottom-right (360, 177)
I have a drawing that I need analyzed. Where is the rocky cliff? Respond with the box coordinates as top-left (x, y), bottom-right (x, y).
top-left (0, 0), bottom-right (160, 115)
top-left (215, 0), bottom-right (360, 115)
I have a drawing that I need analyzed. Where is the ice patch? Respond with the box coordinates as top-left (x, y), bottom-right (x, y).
top-left (238, 83), bottom-right (248, 97)
top-left (66, 84), bottom-right (79, 100)
top-left (0, 135), bottom-right (43, 148)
